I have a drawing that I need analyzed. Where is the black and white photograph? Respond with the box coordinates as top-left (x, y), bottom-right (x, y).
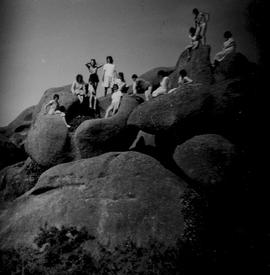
top-left (0, 0), bottom-right (266, 274)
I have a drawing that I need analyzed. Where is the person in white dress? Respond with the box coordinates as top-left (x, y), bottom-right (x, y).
top-left (71, 74), bottom-right (86, 104)
top-left (102, 56), bottom-right (117, 97)
top-left (152, 70), bottom-right (170, 98)
top-left (105, 84), bottom-right (123, 118)
top-left (213, 31), bottom-right (236, 67)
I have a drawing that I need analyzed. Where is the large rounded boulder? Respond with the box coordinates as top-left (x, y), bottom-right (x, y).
top-left (25, 85), bottom-right (80, 167)
top-left (74, 95), bottom-right (143, 158)
top-left (0, 151), bottom-right (186, 250)
top-left (173, 134), bottom-right (237, 188)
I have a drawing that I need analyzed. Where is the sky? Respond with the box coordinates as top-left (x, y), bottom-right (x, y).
top-left (0, 0), bottom-right (258, 126)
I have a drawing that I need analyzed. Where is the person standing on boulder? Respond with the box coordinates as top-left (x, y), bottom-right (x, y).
top-left (105, 84), bottom-right (123, 118)
top-left (102, 56), bottom-right (117, 97)
top-left (44, 94), bottom-right (71, 128)
top-left (71, 74), bottom-right (87, 104)
top-left (85, 58), bottom-right (103, 93)
top-left (152, 70), bottom-right (170, 98)
top-left (193, 8), bottom-right (209, 45)
top-left (213, 31), bottom-right (236, 67)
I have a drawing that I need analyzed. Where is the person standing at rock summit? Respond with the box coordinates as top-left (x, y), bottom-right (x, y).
top-left (85, 58), bottom-right (103, 93)
top-left (193, 8), bottom-right (209, 45)
top-left (102, 56), bottom-right (117, 97)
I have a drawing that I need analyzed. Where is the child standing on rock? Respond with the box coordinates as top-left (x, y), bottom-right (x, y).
top-left (44, 94), bottom-right (71, 128)
top-left (193, 8), bottom-right (209, 45)
top-left (102, 56), bottom-right (117, 97)
top-left (105, 84), bottom-right (123, 118)
top-left (85, 58), bottom-right (103, 93)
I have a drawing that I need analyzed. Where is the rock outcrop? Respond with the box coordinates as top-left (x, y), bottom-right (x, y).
top-left (0, 105), bottom-right (36, 152)
top-left (0, 158), bottom-right (46, 203)
top-left (169, 45), bottom-right (214, 88)
top-left (74, 95), bottom-right (143, 159)
top-left (214, 52), bottom-right (254, 82)
top-left (173, 134), bottom-right (237, 189)
top-left (0, 151), bottom-right (186, 250)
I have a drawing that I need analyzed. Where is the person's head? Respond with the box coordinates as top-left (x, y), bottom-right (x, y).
top-left (76, 74), bottom-right (83, 83)
top-left (106, 56), bottom-right (113, 64)
top-left (189, 27), bottom-right (196, 36)
top-left (131, 74), bottom-right (138, 81)
top-left (90, 59), bottom-right (96, 66)
top-left (192, 8), bottom-right (199, 16)
top-left (118, 72), bottom-right (124, 81)
top-left (157, 70), bottom-right (166, 78)
top-left (53, 94), bottom-right (59, 101)
top-left (112, 84), bottom-right (119, 92)
top-left (179, 69), bottom-right (188, 78)
top-left (224, 31), bottom-right (232, 40)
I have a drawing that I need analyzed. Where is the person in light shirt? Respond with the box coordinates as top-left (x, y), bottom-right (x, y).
top-left (102, 56), bottom-right (117, 97)
top-left (152, 70), bottom-right (170, 98)
top-left (105, 84), bottom-right (123, 118)
top-left (213, 31), bottom-right (236, 67)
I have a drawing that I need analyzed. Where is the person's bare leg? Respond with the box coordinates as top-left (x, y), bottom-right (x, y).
top-left (60, 113), bottom-right (71, 128)
top-left (105, 105), bottom-right (113, 118)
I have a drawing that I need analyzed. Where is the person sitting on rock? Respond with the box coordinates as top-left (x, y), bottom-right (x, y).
top-left (168, 69), bottom-right (193, 94)
top-left (85, 58), bottom-right (103, 93)
top-left (102, 56), bottom-right (117, 97)
top-left (131, 74), bottom-right (153, 101)
top-left (213, 31), bottom-right (236, 68)
top-left (152, 70), bottom-right (170, 98)
top-left (193, 8), bottom-right (209, 45)
top-left (71, 74), bottom-right (86, 104)
top-left (87, 81), bottom-right (97, 110)
top-left (44, 94), bottom-right (71, 128)
top-left (115, 72), bottom-right (127, 92)
top-left (105, 84), bottom-right (123, 118)
top-left (185, 27), bottom-right (202, 61)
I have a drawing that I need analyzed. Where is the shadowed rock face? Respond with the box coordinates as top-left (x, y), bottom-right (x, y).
top-left (214, 52), bottom-right (253, 82)
top-left (0, 158), bottom-right (46, 203)
top-left (0, 134), bottom-right (26, 171)
top-left (169, 45), bottom-right (214, 88)
top-left (74, 95), bottom-right (143, 159)
top-left (0, 106), bottom-right (36, 150)
top-left (173, 134), bottom-right (237, 189)
top-left (0, 151), bottom-right (186, 250)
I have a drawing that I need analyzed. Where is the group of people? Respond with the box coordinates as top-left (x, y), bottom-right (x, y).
top-left (45, 8), bottom-right (237, 128)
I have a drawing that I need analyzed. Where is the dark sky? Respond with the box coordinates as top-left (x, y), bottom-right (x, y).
top-left (0, 0), bottom-right (257, 126)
